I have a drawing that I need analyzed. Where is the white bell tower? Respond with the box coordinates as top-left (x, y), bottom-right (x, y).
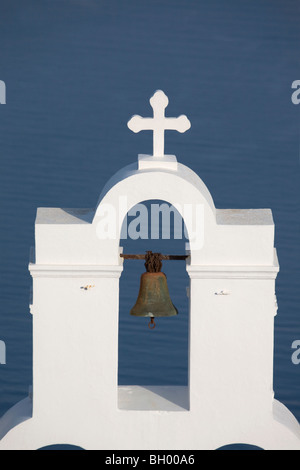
top-left (0, 91), bottom-right (299, 450)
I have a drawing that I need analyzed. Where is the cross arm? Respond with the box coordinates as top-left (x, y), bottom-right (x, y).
top-left (164, 115), bottom-right (191, 132)
top-left (127, 115), bottom-right (154, 133)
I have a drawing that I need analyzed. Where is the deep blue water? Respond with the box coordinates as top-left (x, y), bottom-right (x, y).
top-left (0, 0), bottom-right (299, 449)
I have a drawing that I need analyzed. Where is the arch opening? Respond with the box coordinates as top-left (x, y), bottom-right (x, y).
top-left (118, 200), bottom-right (190, 411)
top-left (38, 444), bottom-right (84, 450)
top-left (217, 443), bottom-right (264, 451)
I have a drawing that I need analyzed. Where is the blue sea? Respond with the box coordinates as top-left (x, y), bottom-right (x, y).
top-left (0, 0), bottom-right (299, 450)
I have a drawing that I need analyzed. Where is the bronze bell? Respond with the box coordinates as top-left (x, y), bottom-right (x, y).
top-left (130, 251), bottom-right (178, 329)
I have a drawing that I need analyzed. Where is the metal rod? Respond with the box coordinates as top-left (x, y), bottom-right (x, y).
top-left (120, 254), bottom-right (189, 260)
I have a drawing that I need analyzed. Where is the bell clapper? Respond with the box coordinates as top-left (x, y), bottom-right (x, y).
top-left (148, 317), bottom-right (156, 330)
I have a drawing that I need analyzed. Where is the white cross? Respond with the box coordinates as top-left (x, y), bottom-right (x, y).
top-left (127, 90), bottom-right (191, 157)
